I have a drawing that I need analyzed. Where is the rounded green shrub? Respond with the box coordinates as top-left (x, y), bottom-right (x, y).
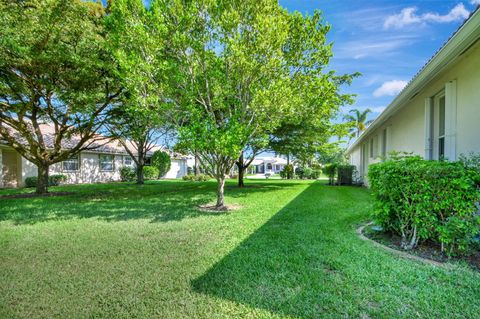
top-left (143, 166), bottom-right (159, 180)
top-left (120, 166), bottom-right (136, 182)
top-left (368, 157), bottom-right (480, 256)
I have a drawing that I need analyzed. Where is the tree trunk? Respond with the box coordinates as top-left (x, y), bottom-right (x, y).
top-left (194, 153), bottom-right (200, 176)
top-left (216, 176), bottom-right (226, 208)
top-left (36, 164), bottom-right (49, 194)
top-left (136, 147), bottom-right (145, 185)
top-left (236, 152), bottom-right (245, 188)
top-left (238, 167), bottom-right (246, 187)
top-left (136, 163), bottom-right (144, 185)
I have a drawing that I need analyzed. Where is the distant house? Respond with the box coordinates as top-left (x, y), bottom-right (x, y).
top-left (347, 8), bottom-right (480, 184)
top-left (250, 156), bottom-right (290, 175)
top-left (0, 124), bottom-right (191, 188)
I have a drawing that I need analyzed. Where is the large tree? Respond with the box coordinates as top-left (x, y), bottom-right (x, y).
top-left (105, 0), bottom-right (174, 184)
top-left (0, 0), bottom-right (121, 194)
top-left (170, 0), bottom-right (356, 208)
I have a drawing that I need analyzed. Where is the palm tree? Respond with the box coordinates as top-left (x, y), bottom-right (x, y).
top-left (344, 108), bottom-right (373, 138)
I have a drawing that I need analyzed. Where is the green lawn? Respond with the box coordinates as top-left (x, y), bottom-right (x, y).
top-left (1, 180), bottom-right (479, 318)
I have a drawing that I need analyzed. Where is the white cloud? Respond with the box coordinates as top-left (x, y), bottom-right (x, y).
top-left (335, 35), bottom-right (417, 59)
top-left (384, 4), bottom-right (470, 29)
top-left (373, 80), bottom-right (408, 97)
top-left (471, 0), bottom-right (480, 5)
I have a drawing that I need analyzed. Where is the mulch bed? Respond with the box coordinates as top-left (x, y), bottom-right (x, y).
top-left (0, 192), bottom-right (73, 199)
top-left (361, 223), bottom-right (480, 271)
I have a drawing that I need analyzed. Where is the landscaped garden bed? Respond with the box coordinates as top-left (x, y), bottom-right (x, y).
top-left (361, 223), bottom-right (480, 270)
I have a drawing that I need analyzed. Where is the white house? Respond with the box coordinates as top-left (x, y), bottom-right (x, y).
top-left (347, 8), bottom-right (480, 184)
top-left (251, 156), bottom-right (290, 175)
top-left (0, 125), bottom-right (191, 188)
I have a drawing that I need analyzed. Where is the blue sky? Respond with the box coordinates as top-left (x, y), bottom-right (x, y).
top-left (278, 0), bottom-right (479, 121)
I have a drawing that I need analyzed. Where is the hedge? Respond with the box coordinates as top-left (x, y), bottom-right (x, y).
top-left (25, 174), bottom-right (67, 188)
top-left (368, 156), bottom-right (480, 256)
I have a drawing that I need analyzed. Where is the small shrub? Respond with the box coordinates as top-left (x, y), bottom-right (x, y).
top-left (310, 169), bottom-right (322, 179)
top-left (25, 176), bottom-right (38, 188)
top-left (303, 167), bottom-right (313, 179)
top-left (295, 167), bottom-right (305, 179)
top-left (323, 164), bottom-right (337, 185)
top-left (368, 157), bottom-right (480, 256)
top-left (280, 164), bottom-right (294, 179)
top-left (49, 174), bottom-right (67, 186)
top-left (143, 166), bottom-right (159, 180)
top-left (182, 174), bottom-right (209, 182)
top-left (25, 174), bottom-right (67, 188)
top-left (151, 150), bottom-right (171, 178)
top-left (120, 166), bottom-right (136, 182)
top-left (336, 165), bottom-right (354, 185)
top-left (182, 174), bottom-right (194, 181)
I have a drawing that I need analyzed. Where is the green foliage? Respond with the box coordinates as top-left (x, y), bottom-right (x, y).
top-left (151, 151), bottom-right (171, 178)
top-left (336, 165), bottom-right (355, 185)
top-left (368, 157), bottom-right (480, 256)
top-left (49, 174), bottom-right (67, 186)
top-left (25, 174), bottom-right (67, 188)
top-left (143, 166), bottom-right (159, 180)
top-left (323, 164), bottom-right (337, 185)
top-left (459, 152), bottom-right (480, 186)
top-left (24, 177), bottom-right (38, 188)
top-left (0, 0), bottom-right (121, 194)
top-left (182, 174), bottom-right (209, 182)
top-left (295, 167), bottom-right (318, 179)
top-left (280, 164), bottom-right (294, 179)
top-left (120, 166), bottom-right (136, 182)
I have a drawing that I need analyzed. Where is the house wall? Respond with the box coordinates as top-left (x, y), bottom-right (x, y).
top-left (163, 159), bottom-right (188, 179)
top-left (349, 41), bottom-right (480, 183)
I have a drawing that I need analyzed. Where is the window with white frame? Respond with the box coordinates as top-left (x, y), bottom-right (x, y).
top-left (123, 155), bottom-right (133, 166)
top-left (63, 154), bottom-right (80, 171)
top-left (99, 154), bottom-right (114, 171)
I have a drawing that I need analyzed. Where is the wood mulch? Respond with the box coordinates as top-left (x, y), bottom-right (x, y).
top-left (358, 222), bottom-right (480, 270)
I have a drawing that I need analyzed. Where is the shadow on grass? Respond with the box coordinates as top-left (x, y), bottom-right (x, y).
top-left (0, 180), bottom-right (303, 225)
top-left (191, 181), bottom-right (364, 318)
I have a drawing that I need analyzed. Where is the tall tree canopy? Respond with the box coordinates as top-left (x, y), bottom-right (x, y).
top-left (170, 0), bottom-right (356, 208)
top-left (0, 0), bottom-right (121, 194)
top-left (105, 0), bottom-right (175, 184)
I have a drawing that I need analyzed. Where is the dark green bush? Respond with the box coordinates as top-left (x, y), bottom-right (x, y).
top-left (25, 174), bottom-right (67, 188)
top-left (336, 165), bottom-right (354, 185)
top-left (143, 166), bottom-right (159, 180)
top-left (368, 157), bottom-right (480, 256)
top-left (323, 164), bottom-right (337, 185)
top-left (295, 167), bottom-right (305, 179)
top-left (311, 169), bottom-right (322, 179)
top-left (280, 164), bottom-right (294, 179)
top-left (151, 150), bottom-right (171, 178)
top-left (25, 176), bottom-right (38, 188)
top-left (120, 166), bottom-right (136, 182)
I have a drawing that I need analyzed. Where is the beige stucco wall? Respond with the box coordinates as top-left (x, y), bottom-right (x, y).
top-left (0, 148), bottom-right (190, 188)
top-left (163, 159), bottom-right (188, 179)
top-left (349, 41), bottom-right (480, 182)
